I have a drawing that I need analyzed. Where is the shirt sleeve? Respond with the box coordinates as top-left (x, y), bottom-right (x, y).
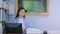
top-left (24, 19), bottom-right (32, 28)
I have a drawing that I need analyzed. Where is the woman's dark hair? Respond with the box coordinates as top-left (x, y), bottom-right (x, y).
top-left (15, 7), bottom-right (27, 18)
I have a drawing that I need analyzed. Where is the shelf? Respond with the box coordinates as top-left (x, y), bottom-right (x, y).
top-left (0, 7), bottom-right (8, 11)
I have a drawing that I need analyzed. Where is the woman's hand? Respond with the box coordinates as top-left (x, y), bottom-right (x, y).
top-left (24, 28), bottom-right (27, 34)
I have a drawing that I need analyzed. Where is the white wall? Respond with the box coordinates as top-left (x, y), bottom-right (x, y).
top-left (27, 0), bottom-right (60, 31)
top-left (8, 0), bottom-right (15, 14)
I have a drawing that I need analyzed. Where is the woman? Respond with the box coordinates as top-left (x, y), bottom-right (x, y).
top-left (14, 7), bottom-right (31, 34)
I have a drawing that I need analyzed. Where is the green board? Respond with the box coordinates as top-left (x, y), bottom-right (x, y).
top-left (18, 0), bottom-right (47, 12)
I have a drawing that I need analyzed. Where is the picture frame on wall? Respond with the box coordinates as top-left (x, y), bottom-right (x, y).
top-left (15, 0), bottom-right (49, 14)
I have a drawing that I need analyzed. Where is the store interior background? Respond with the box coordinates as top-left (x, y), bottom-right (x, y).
top-left (0, 0), bottom-right (60, 34)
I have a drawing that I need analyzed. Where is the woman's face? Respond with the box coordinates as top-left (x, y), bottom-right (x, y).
top-left (19, 9), bottom-right (25, 17)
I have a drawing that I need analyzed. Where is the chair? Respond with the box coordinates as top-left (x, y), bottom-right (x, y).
top-left (3, 23), bottom-right (22, 34)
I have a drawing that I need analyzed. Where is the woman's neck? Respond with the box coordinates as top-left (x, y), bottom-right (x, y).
top-left (19, 15), bottom-right (23, 18)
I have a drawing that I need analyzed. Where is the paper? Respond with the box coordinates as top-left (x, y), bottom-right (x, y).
top-left (26, 28), bottom-right (43, 34)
